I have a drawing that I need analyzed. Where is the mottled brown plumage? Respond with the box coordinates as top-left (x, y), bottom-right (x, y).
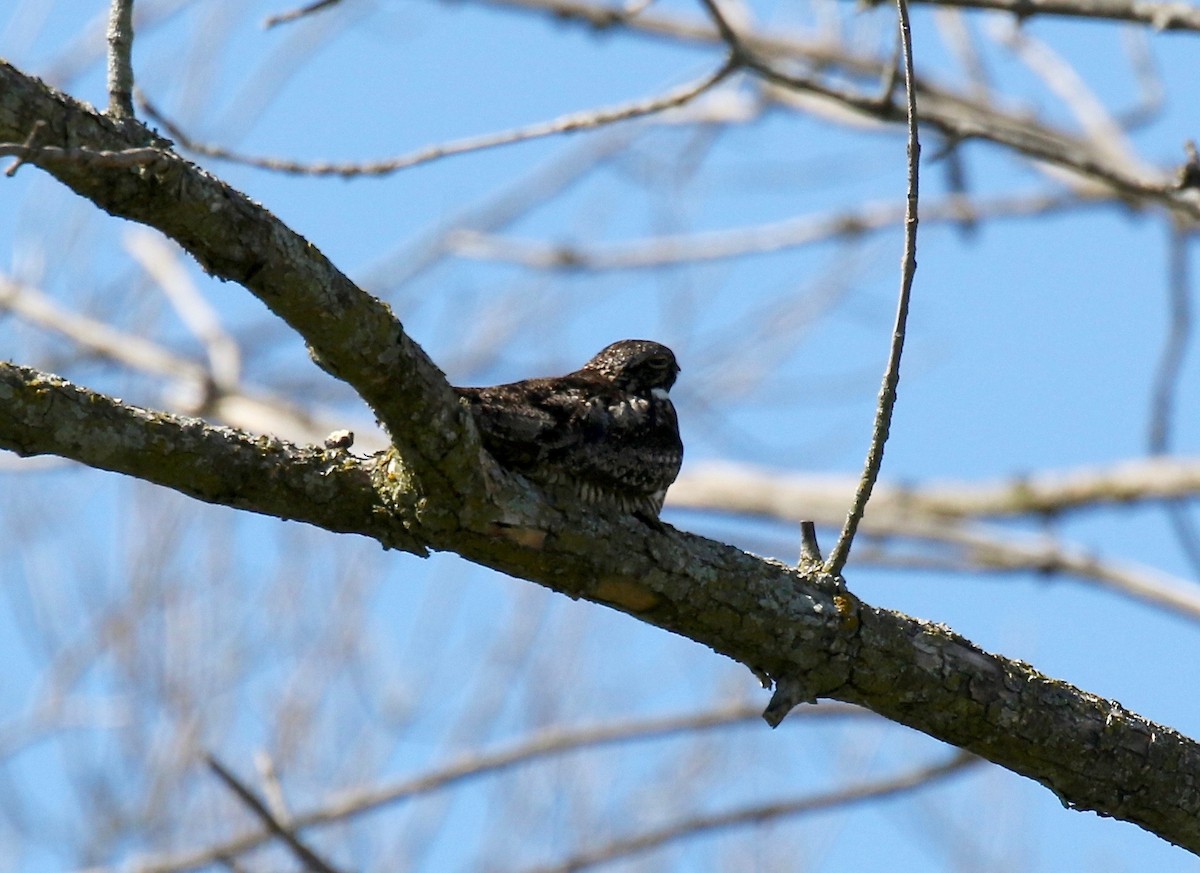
top-left (456, 340), bottom-right (683, 516)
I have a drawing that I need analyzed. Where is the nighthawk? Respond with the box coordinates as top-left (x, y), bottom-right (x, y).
top-left (455, 340), bottom-right (683, 517)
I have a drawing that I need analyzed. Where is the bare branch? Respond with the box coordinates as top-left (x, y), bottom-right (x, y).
top-left (1116, 28), bottom-right (1166, 129)
top-left (826, 0), bottom-right (920, 577)
top-left (1149, 229), bottom-right (1193, 454)
top-left (0, 275), bottom-right (204, 385)
top-left (253, 752), bottom-right (291, 826)
top-left (989, 17), bottom-right (1133, 164)
top-left (520, 753), bottom-right (979, 873)
top-left (124, 230), bottom-right (242, 390)
top-left (464, 0), bottom-right (1200, 220)
top-left (671, 462), bottom-right (1200, 620)
top-left (138, 60), bottom-right (738, 177)
top-left (933, 8), bottom-right (991, 97)
top-left (1, 61), bottom-right (486, 520)
top-left (0, 361), bottom-right (410, 550)
top-left (861, 524), bottom-right (1200, 622)
top-left (671, 458), bottom-right (1200, 521)
top-left (361, 127), bottom-right (645, 289)
top-left (2, 119), bottom-right (46, 177)
top-left (106, 0), bottom-right (136, 119)
top-left (107, 703), bottom-right (867, 872)
top-left (1149, 227), bottom-right (1200, 575)
top-left (799, 520), bottom-right (824, 567)
top-left (897, 0), bottom-right (1200, 31)
top-left (1, 142), bottom-right (169, 175)
top-left (0, 275), bottom-right (379, 448)
top-left (482, 0), bottom-right (1200, 35)
top-left (754, 57), bottom-right (1179, 211)
top-left (447, 190), bottom-right (1099, 269)
top-left (206, 755), bottom-right (346, 873)
top-left (696, 0), bottom-right (743, 51)
top-left (264, 0), bottom-right (345, 28)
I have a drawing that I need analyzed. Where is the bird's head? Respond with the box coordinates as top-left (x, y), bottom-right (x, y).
top-left (582, 340), bottom-right (680, 394)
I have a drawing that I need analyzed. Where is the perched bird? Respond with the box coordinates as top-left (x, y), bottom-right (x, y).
top-left (455, 340), bottom-right (683, 517)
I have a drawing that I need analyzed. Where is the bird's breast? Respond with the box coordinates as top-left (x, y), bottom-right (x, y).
top-left (608, 395), bottom-right (652, 425)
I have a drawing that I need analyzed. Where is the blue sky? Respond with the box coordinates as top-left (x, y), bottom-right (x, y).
top-left (3, 0), bottom-right (1200, 870)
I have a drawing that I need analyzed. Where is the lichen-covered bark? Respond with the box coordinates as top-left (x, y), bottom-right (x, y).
top-left (847, 607), bottom-right (1200, 846)
top-left (3, 60), bottom-right (1200, 856)
top-left (0, 363), bottom-right (415, 548)
top-left (0, 60), bottom-right (484, 526)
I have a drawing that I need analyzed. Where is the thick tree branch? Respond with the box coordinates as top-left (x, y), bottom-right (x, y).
top-left (3, 361), bottom-right (1200, 853)
top-left (0, 60), bottom-right (485, 524)
top-left (0, 362), bottom-right (414, 550)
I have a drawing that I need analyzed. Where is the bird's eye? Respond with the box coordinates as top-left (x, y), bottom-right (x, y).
top-left (647, 355), bottom-right (671, 370)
